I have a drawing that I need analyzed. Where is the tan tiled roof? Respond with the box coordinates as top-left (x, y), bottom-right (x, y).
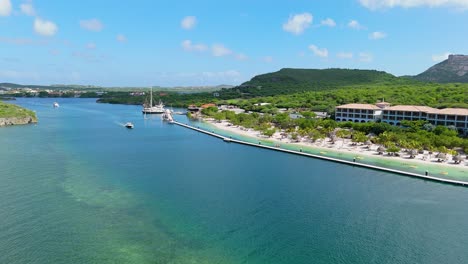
top-left (376, 102), bottom-right (391, 105)
top-left (431, 108), bottom-right (468, 116)
top-left (336, 104), bottom-right (380, 110)
top-left (384, 105), bottom-right (437, 112)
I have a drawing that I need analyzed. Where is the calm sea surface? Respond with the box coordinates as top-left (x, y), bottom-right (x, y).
top-left (1, 98), bottom-right (468, 264)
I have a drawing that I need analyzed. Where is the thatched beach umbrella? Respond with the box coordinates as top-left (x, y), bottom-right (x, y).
top-left (423, 154), bottom-right (429, 161)
top-left (453, 154), bottom-right (465, 164)
top-left (377, 146), bottom-right (386, 155)
top-left (436, 152), bottom-right (447, 162)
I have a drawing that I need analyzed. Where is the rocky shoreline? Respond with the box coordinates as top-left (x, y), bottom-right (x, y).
top-left (0, 116), bottom-right (37, 126)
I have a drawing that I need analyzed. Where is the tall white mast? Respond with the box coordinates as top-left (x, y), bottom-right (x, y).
top-left (150, 87), bottom-right (153, 107)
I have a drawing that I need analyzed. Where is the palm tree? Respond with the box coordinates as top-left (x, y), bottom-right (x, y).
top-left (336, 129), bottom-right (350, 139)
top-left (352, 131), bottom-right (368, 145)
top-left (386, 143), bottom-right (401, 156)
top-left (308, 129), bottom-right (325, 143)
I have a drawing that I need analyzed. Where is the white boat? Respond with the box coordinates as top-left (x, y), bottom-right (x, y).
top-left (124, 122), bottom-right (134, 129)
top-left (142, 87), bottom-right (165, 114)
top-left (53, 102), bottom-right (60, 108)
top-left (161, 109), bottom-right (174, 123)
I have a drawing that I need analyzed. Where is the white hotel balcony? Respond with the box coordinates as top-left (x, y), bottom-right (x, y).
top-left (335, 104), bottom-right (383, 123)
top-left (335, 103), bottom-right (468, 134)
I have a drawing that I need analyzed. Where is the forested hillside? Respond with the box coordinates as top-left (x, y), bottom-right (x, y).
top-left (235, 68), bottom-right (417, 96)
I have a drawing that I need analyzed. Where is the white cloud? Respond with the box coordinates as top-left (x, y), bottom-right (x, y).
top-left (235, 53), bottom-right (248, 61)
top-left (34, 18), bottom-right (58, 36)
top-left (359, 0), bottom-right (468, 10)
top-left (181, 40), bottom-right (208, 52)
top-left (359, 52), bottom-right (373, 62)
top-left (0, 0), bottom-right (12, 16)
top-left (283, 13), bottom-right (313, 35)
top-left (432, 52), bottom-right (451, 62)
top-left (321, 18), bottom-right (336, 27)
top-left (369, 31), bottom-right (387, 40)
top-left (309, 44), bottom-right (328, 58)
top-left (348, 20), bottom-right (364, 30)
top-left (0, 36), bottom-right (48, 45)
top-left (116, 34), bottom-right (127, 42)
top-left (263, 56), bottom-right (273, 63)
top-left (212, 44), bottom-right (232, 57)
top-left (20, 2), bottom-right (35, 16)
top-left (79, 19), bottom-right (104, 32)
top-left (337, 52), bottom-right (353, 59)
top-left (182, 40), bottom-right (245, 60)
top-left (86, 42), bottom-right (96, 49)
top-left (181, 16), bottom-right (197, 30)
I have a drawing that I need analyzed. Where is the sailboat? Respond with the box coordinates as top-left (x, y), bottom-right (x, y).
top-left (142, 87), bottom-right (165, 114)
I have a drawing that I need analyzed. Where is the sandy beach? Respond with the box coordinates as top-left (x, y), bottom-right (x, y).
top-left (203, 118), bottom-right (468, 172)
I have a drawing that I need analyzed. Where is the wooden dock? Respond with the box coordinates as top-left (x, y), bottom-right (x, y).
top-left (173, 121), bottom-right (468, 187)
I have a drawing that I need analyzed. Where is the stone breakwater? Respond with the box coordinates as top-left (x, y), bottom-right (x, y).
top-left (0, 116), bottom-right (37, 126)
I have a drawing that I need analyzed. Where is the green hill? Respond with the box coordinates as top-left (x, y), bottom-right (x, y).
top-left (413, 54), bottom-right (468, 83)
top-left (234, 68), bottom-right (417, 97)
top-left (0, 101), bottom-right (37, 126)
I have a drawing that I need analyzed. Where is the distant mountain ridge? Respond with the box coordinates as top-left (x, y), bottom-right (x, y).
top-left (413, 54), bottom-right (468, 83)
top-left (0, 82), bottom-right (234, 92)
top-left (0, 83), bottom-right (99, 90)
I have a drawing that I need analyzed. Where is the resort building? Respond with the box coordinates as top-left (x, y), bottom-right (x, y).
top-left (335, 102), bottom-right (468, 135)
top-left (381, 106), bottom-right (468, 134)
top-left (427, 108), bottom-right (468, 134)
top-left (335, 104), bottom-right (383, 123)
top-left (380, 105), bottom-right (437, 125)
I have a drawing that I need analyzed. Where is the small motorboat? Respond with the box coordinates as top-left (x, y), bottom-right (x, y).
top-left (53, 102), bottom-right (60, 108)
top-left (124, 122), bottom-right (134, 129)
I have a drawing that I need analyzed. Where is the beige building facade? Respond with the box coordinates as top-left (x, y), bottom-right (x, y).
top-left (335, 103), bottom-right (468, 134)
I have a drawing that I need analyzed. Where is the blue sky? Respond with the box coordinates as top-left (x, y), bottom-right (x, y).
top-left (1, 0), bottom-right (467, 86)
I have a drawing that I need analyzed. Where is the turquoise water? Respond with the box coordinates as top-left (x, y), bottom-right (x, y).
top-left (1, 98), bottom-right (468, 264)
top-left (194, 121), bottom-right (468, 181)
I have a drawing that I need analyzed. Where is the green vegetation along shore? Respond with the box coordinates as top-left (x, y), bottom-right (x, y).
top-left (97, 69), bottom-right (468, 113)
top-left (0, 101), bottom-right (37, 126)
top-left (200, 106), bottom-right (468, 154)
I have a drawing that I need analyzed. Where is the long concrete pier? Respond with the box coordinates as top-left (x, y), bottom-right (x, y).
top-left (173, 121), bottom-right (468, 187)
